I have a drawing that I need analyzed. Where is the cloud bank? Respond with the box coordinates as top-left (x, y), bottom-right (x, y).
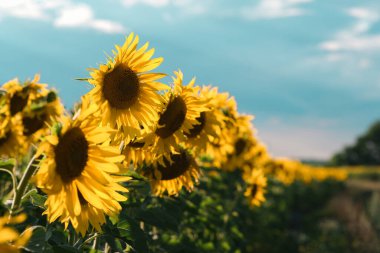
top-left (241, 0), bottom-right (313, 20)
top-left (0, 0), bottom-right (126, 34)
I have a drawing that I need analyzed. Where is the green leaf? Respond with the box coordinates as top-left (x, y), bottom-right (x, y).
top-left (75, 78), bottom-right (90, 81)
top-left (24, 226), bottom-right (54, 253)
top-left (52, 245), bottom-right (80, 253)
top-left (0, 159), bottom-right (15, 170)
top-left (136, 207), bottom-right (178, 231)
top-left (117, 218), bottom-right (149, 253)
top-left (123, 170), bottom-right (147, 181)
top-left (30, 191), bottom-right (47, 209)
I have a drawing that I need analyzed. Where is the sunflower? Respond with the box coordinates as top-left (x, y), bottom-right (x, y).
top-left (264, 158), bottom-right (299, 185)
top-left (1, 75), bottom-right (48, 116)
top-left (0, 213), bottom-right (32, 253)
top-left (21, 90), bottom-right (64, 143)
top-left (214, 89), bottom-right (238, 127)
top-left (142, 148), bottom-right (200, 196)
top-left (33, 100), bottom-right (130, 236)
top-left (243, 169), bottom-right (267, 207)
top-left (145, 70), bottom-right (208, 165)
top-left (88, 33), bottom-right (168, 142)
top-left (196, 88), bottom-right (240, 168)
top-left (0, 115), bottom-right (27, 158)
top-left (111, 130), bottom-right (153, 168)
top-left (223, 115), bottom-right (258, 171)
top-left (0, 100), bottom-right (10, 138)
top-left (201, 134), bottom-right (234, 168)
top-left (184, 86), bottom-right (224, 157)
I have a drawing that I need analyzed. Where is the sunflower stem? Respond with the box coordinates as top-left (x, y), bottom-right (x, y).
top-left (79, 233), bottom-right (99, 249)
top-left (10, 155), bottom-right (37, 215)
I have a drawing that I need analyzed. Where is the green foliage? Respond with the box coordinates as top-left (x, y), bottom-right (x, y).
top-left (331, 121), bottom-right (380, 165)
top-left (4, 166), bottom-right (355, 253)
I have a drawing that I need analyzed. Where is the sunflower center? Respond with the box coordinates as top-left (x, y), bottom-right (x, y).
top-left (250, 184), bottom-right (258, 198)
top-left (10, 91), bottom-right (29, 116)
top-left (128, 140), bottom-right (145, 148)
top-left (185, 112), bottom-right (206, 138)
top-left (156, 96), bottom-right (187, 139)
top-left (0, 131), bottom-right (11, 147)
top-left (54, 127), bottom-right (89, 184)
top-left (235, 138), bottom-right (247, 156)
top-left (158, 150), bottom-right (191, 180)
top-left (102, 64), bottom-right (140, 109)
top-left (22, 114), bottom-right (47, 136)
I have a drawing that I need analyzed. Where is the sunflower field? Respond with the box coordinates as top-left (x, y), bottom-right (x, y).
top-left (0, 33), bottom-right (375, 253)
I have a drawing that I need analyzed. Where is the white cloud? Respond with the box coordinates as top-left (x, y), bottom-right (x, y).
top-left (320, 7), bottom-right (380, 52)
top-left (241, 0), bottom-right (313, 20)
top-left (0, 0), bottom-right (51, 20)
top-left (123, 0), bottom-right (170, 7)
top-left (54, 4), bottom-right (126, 33)
top-left (122, 0), bottom-right (207, 16)
top-left (0, 0), bottom-right (126, 34)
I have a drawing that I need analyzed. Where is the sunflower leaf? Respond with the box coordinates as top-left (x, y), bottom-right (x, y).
top-left (117, 217), bottom-right (149, 253)
top-left (30, 191), bottom-right (47, 209)
top-left (24, 226), bottom-right (54, 253)
top-left (0, 159), bottom-right (15, 170)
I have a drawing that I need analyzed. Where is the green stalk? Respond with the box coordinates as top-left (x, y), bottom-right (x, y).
top-left (10, 155), bottom-right (37, 214)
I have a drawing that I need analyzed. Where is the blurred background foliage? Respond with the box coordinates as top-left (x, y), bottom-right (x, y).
top-left (331, 121), bottom-right (380, 166)
top-left (2, 163), bottom-right (379, 253)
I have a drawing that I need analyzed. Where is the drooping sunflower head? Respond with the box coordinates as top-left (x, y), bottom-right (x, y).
top-left (142, 148), bottom-right (200, 197)
top-left (214, 90), bottom-right (238, 127)
top-left (243, 169), bottom-right (267, 207)
top-left (184, 86), bottom-right (225, 157)
top-left (0, 213), bottom-right (32, 253)
top-left (0, 115), bottom-right (28, 158)
top-left (21, 90), bottom-right (65, 143)
top-left (221, 114), bottom-right (259, 171)
top-left (1, 75), bottom-right (48, 117)
top-left (223, 131), bottom-right (257, 171)
top-left (111, 129), bottom-right (153, 168)
top-left (147, 70), bottom-right (208, 164)
top-left (88, 33), bottom-right (168, 142)
top-left (33, 100), bottom-right (130, 236)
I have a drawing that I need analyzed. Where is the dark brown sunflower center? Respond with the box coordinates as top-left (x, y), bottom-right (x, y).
top-left (128, 140), bottom-right (145, 148)
top-left (185, 112), bottom-right (206, 138)
top-left (0, 131), bottom-right (11, 147)
top-left (102, 64), bottom-right (140, 109)
top-left (10, 91), bottom-right (29, 116)
top-left (157, 150), bottom-right (192, 180)
top-left (54, 127), bottom-right (89, 184)
top-left (22, 114), bottom-right (47, 136)
top-left (235, 138), bottom-right (247, 156)
top-left (250, 184), bottom-right (258, 198)
top-left (156, 96), bottom-right (187, 139)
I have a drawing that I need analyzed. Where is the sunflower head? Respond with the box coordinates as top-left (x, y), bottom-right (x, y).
top-left (243, 169), bottom-right (267, 207)
top-left (88, 33), bottom-right (168, 142)
top-left (142, 148), bottom-right (200, 196)
top-left (0, 115), bottom-right (28, 158)
top-left (184, 86), bottom-right (225, 157)
top-left (22, 89), bottom-right (64, 143)
top-left (34, 99), bottom-right (129, 235)
top-left (147, 70), bottom-right (208, 164)
top-left (2, 75), bottom-right (48, 117)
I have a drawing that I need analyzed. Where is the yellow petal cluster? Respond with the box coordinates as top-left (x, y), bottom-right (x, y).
top-left (0, 214), bottom-right (32, 253)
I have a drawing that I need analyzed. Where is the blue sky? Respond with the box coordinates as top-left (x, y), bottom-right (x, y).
top-left (1, 0), bottom-right (380, 160)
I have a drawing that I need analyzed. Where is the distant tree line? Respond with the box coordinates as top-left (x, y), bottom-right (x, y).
top-left (331, 121), bottom-right (380, 166)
